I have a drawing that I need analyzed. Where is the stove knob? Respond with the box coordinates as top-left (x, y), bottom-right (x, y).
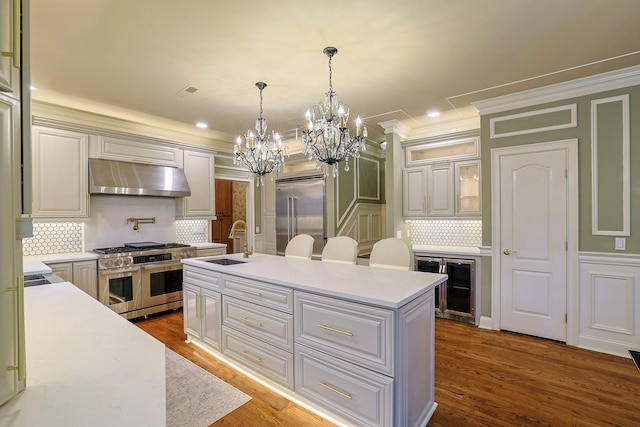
top-left (114, 258), bottom-right (123, 267)
top-left (123, 256), bottom-right (133, 266)
top-left (104, 259), bottom-right (114, 268)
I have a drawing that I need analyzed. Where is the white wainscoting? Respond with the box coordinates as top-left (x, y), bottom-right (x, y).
top-left (336, 203), bottom-right (386, 256)
top-left (578, 252), bottom-right (640, 357)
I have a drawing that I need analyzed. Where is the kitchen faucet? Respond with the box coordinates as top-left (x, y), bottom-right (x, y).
top-left (229, 220), bottom-right (253, 258)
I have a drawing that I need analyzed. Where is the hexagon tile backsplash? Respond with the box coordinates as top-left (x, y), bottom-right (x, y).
top-left (22, 222), bottom-right (84, 256)
top-left (410, 220), bottom-right (481, 247)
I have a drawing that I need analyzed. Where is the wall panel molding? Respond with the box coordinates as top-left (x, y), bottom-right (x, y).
top-left (590, 94), bottom-right (630, 236)
top-left (489, 104), bottom-right (577, 139)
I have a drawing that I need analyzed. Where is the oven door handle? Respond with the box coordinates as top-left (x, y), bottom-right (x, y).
top-left (140, 261), bottom-right (183, 270)
top-left (99, 267), bottom-right (140, 276)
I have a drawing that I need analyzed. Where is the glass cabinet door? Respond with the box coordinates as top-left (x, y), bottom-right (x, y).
top-left (455, 161), bottom-right (481, 216)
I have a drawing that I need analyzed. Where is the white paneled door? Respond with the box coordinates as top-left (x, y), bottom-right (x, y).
top-left (497, 145), bottom-right (568, 342)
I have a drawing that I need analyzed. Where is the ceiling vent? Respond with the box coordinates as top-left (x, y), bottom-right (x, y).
top-left (176, 85), bottom-right (199, 97)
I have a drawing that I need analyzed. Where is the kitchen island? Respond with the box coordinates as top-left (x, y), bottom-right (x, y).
top-left (0, 283), bottom-right (165, 427)
top-left (181, 253), bottom-right (447, 427)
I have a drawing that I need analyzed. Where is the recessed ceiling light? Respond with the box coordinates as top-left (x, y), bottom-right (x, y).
top-left (196, 122), bottom-right (208, 129)
top-left (427, 111), bottom-right (440, 118)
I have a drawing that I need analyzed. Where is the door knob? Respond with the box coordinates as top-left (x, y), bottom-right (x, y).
top-left (503, 249), bottom-right (511, 255)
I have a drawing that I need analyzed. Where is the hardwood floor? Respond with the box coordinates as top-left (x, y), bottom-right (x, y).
top-left (133, 310), bottom-right (640, 426)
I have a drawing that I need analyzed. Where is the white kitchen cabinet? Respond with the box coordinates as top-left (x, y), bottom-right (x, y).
top-left (0, 0), bottom-right (20, 94)
top-left (1, 0), bottom-right (28, 406)
top-left (183, 270), bottom-right (222, 351)
top-left (426, 162), bottom-right (455, 217)
top-left (45, 260), bottom-right (98, 299)
top-left (89, 134), bottom-right (183, 167)
top-left (176, 149), bottom-right (216, 219)
top-left (402, 131), bottom-right (481, 219)
top-left (402, 167), bottom-right (427, 217)
top-left (455, 160), bottom-right (481, 216)
top-left (32, 126), bottom-right (89, 218)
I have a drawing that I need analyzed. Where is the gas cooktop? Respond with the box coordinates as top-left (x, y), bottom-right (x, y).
top-left (93, 242), bottom-right (191, 255)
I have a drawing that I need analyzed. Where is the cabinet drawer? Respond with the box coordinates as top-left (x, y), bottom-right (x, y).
top-left (221, 326), bottom-right (294, 389)
top-left (296, 345), bottom-right (393, 427)
top-left (222, 275), bottom-right (293, 313)
top-left (223, 296), bottom-right (293, 351)
top-left (295, 292), bottom-right (394, 376)
top-left (183, 266), bottom-right (221, 291)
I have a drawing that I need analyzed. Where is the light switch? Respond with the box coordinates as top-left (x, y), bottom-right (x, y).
top-left (615, 237), bottom-right (626, 250)
top-left (396, 230), bottom-right (402, 239)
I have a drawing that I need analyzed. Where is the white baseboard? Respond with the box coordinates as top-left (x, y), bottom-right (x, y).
top-left (578, 335), bottom-right (638, 359)
top-left (478, 316), bottom-right (494, 330)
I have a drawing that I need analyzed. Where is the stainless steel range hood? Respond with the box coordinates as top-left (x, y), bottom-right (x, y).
top-left (89, 158), bottom-right (191, 197)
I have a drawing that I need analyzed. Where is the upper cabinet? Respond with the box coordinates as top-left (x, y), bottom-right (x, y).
top-left (31, 126), bottom-right (89, 218)
top-left (89, 135), bottom-right (183, 167)
top-left (402, 132), bottom-right (481, 219)
top-left (175, 149), bottom-right (216, 219)
top-left (0, 0), bottom-right (20, 95)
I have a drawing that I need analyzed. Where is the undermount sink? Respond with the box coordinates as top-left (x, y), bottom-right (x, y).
top-left (204, 258), bottom-right (247, 266)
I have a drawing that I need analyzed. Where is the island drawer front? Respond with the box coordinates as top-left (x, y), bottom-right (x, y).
top-left (222, 275), bottom-right (293, 313)
top-left (221, 325), bottom-right (294, 389)
top-left (295, 292), bottom-right (394, 376)
top-left (222, 296), bottom-right (293, 351)
top-left (183, 266), bottom-right (221, 291)
top-left (295, 345), bottom-right (393, 427)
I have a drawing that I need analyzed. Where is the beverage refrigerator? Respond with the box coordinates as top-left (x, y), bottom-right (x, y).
top-left (415, 255), bottom-right (476, 324)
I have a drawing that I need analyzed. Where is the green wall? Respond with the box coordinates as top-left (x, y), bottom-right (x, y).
top-left (478, 84), bottom-right (640, 317)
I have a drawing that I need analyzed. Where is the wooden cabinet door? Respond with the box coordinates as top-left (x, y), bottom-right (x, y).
top-left (426, 163), bottom-right (454, 216)
top-left (215, 179), bottom-right (232, 216)
top-left (402, 168), bottom-right (427, 217)
top-left (72, 260), bottom-right (98, 299)
top-left (48, 262), bottom-right (73, 282)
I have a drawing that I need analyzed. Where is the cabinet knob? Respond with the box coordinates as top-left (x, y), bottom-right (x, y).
top-left (503, 249), bottom-right (511, 255)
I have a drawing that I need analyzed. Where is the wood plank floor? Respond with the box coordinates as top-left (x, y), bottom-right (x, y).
top-left (133, 310), bottom-right (640, 426)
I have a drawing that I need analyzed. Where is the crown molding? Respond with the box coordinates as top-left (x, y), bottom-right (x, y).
top-left (473, 65), bottom-right (640, 115)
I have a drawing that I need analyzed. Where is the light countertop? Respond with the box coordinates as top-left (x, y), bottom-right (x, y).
top-left (412, 245), bottom-right (484, 257)
top-left (190, 242), bottom-right (227, 249)
top-left (182, 253), bottom-right (447, 309)
top-left (0, 283), bottom-right (166, 427)
top-left (23, 252), bottom-right (98, 276)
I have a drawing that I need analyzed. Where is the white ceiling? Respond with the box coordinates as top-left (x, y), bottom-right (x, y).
top-left (30, 0), bottom-right (640, 147)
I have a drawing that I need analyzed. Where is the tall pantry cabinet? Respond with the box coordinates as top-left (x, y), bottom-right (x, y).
top-left (0, 0), bottom-right (30, 406)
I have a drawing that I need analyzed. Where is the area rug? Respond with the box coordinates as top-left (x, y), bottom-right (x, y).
top-left (166, 348), bottom-right (251, 427)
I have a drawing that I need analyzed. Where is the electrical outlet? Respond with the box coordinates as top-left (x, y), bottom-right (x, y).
top-left (255, 226), bottom-right (260, 233)
top-left (615, 237), bottom-right (626, 250)
top-left (396, 230), bottom-right (402, 239)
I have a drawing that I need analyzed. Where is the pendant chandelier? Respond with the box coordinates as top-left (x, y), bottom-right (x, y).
top-left (233, 82), bottom-right (288, 186)
top-left (302, 47), bottom-right (367, 178)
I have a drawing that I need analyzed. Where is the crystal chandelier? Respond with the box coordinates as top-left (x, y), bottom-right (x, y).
top-left (302, 47), bottom-right (367, 178)
top-left (233, 82), bottom-right (288, 186)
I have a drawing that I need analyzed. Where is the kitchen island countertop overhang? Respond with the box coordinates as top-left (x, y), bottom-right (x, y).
top-left (181, 253), bottom-right (447, 308)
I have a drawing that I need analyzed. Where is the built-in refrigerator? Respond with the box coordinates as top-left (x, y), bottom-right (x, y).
top-left (275, 176), bottom-right (326, 258)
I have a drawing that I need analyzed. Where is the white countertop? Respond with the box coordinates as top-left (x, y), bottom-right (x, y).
top-left (412, 245), bottom-right (484, 257)
top-left (190, 242), bottom-right (227, 249)
top-left (23, 252), bottom-right (98, 275)
top-left (182, 253), bottom-right (447, 309)
top-left (0, 283), bottom-right (166, 427)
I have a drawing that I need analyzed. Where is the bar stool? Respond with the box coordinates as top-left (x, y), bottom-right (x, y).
top-left (321, 236), bottom-right (358, 264)
top-left (284, 234), bottom-right (315, 260)
top-left (369, 238), bottom-right (412, 270)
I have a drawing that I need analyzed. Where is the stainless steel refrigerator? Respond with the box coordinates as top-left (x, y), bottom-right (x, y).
top-left (276, 176), bottom-right (326, 257)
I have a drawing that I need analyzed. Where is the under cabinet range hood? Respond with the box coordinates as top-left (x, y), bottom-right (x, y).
top-left (89, 158), bottom-right (191, 197)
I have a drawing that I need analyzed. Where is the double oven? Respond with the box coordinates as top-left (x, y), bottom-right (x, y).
top-left (94, 242), bottom-right (196, 319)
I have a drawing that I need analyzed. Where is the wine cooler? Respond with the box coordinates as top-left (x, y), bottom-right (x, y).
top-left (415, 256), bottom-right (476, 324)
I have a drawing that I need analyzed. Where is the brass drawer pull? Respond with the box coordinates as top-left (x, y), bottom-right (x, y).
top-left (241, 350), bottom-right (263, 364)
top-left (317, 324), bottom-right (353, 336)
top-left (318, 381), bottom-right (352, 399)
top-left (240, 288), bottom-right (262, 297)
top-left (242, 317), bottom-right (264, 327)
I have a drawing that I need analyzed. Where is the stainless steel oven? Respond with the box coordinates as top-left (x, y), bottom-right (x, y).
top-left (95, 242), bottom-right (195, 319)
